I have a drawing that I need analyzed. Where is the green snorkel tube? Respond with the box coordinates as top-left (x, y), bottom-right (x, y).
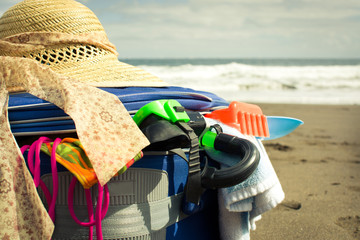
top-left (133, 100), bottom-right (261, 213)
top-left (200, 125), bottom-right (260, 189)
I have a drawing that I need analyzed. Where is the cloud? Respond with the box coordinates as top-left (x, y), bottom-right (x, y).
top-left (90, 0), bottom-right (359, 56)
top-left (0, 0), bottom-right (359, 57)
top-left (96, 0), bottom-right (359, 34)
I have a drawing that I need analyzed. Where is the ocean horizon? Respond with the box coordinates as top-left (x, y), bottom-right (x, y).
top-left (122, 58), bottom-right (360, 66)
top-left (121, 58), bottom-right (360, 105)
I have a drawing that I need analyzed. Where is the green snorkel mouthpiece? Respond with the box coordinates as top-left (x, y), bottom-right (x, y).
top-left (201, 131), bottom-right (216, 148)
top-left (201, 127), bottom-right (254, 156)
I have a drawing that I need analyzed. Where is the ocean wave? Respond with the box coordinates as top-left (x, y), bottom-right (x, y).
top-left (138, 62), bottom-right (360, 104)
top-left (140, 63), bottom-right (360, 89)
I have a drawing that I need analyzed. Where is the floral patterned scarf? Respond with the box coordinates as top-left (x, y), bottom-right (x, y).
top-left (0, 55), bottom-right (150, 239)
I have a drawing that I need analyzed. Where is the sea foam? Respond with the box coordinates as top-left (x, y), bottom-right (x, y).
top-left (139, 62), bottom-right (360, 104)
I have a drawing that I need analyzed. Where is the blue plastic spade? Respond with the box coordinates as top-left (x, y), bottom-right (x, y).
top-left (262, 116), bottom-right (303, 140)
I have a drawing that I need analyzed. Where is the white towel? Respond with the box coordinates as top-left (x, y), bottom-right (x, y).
top-left (204, 119), bottom-right (285, 240)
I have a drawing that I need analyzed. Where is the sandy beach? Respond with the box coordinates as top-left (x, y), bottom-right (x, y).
top-left (250, 103), bottom-right (360, 240)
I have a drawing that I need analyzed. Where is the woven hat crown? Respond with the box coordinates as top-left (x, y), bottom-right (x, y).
top-left (0, 0), bottom-right (105, 39)
top-left (0, 0), bottom-right (166, 90)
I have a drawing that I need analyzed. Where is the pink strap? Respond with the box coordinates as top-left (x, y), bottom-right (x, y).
top-left (20, 142), bottom-right (51, 206)
top-left (95, 185), bottom-right (104, 239)
top-left (22, 138), bottom-right (110, 240)
top-left (68, 176), bottom-right (109, 240)
top-left (48, 138), bottom-right (61, 222)
top-left (34, 137), bottom-right (50, 186)
top-left (22, 137), bottom-right (59, 223)
top-left (85, 189), bottom-right (94, 239)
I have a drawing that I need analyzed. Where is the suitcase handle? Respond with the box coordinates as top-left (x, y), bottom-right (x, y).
top-left (200, 130), bottom-right (260, 189)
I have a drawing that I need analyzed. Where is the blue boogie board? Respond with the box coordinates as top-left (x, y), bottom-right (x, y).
top-left (9, 87), bottom-right (229, 136)
top-left (9, 86), bottom-right (228, 120)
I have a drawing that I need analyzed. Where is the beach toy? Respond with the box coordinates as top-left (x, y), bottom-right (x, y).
top-left (263, 116), bottom-right (304, 140)
top-left (204, 101), bottom-right (303, 140)
top-left (205, 101), bottom-right (270, 138)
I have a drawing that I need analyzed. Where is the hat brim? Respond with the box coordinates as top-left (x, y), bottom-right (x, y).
top-left (52, 54), bottom-right (167, 87)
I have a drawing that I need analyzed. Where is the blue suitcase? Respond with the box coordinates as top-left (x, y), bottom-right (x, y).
top-left (14, 86), bottom-right (258, 239)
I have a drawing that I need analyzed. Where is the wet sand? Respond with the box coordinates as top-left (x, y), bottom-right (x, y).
top-left (250, 103), bottom-right (360, 240)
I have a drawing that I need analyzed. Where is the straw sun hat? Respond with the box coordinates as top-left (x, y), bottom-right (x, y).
top-left (0, 0), bottom-right (166, 92)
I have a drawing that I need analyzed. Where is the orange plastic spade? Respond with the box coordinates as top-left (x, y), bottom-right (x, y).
top-left (205, 101), bottom-right (270, 138)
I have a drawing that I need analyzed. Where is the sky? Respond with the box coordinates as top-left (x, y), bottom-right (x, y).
top-left (0, 0), bottom-right (360, 59)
